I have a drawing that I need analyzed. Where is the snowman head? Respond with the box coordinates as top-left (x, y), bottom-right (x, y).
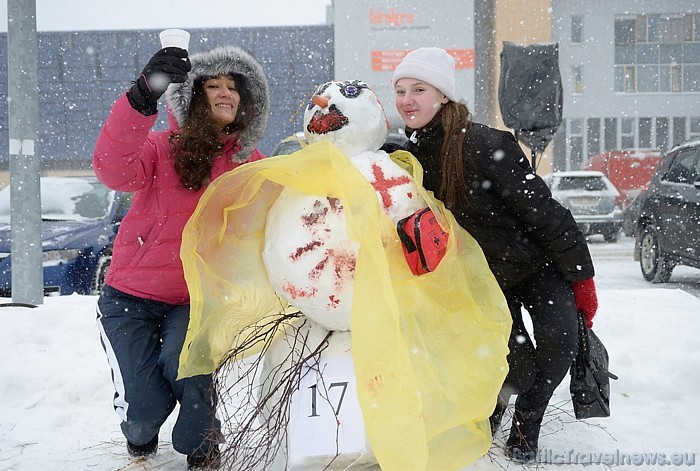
top-left (304, 80), bottom-right (390, 156)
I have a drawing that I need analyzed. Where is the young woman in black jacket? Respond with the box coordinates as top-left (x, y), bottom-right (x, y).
top-left (390, 47), bottom-right (599, 462)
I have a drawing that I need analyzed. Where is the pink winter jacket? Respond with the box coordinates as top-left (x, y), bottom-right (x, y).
top-left (93, 94), bottom-right (264, 304)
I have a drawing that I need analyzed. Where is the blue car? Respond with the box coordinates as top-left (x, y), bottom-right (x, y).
top-left (0, 175), bottom-right (131, 297)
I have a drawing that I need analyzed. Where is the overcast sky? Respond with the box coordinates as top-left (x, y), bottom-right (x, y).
top-left (1, 0), bottom-right (332, 32)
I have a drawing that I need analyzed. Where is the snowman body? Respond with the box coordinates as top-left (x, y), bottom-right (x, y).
top-left (261, 149), bottom-right (425, 331)
top-left (262, 80), bottom-right (425, 332)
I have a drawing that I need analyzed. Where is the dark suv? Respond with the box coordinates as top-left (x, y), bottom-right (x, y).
top-left (634, 138), bottom-right (700, 282)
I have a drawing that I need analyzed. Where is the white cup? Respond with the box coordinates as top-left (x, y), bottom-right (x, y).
top-left (159, 29), bottom-right (190, 50)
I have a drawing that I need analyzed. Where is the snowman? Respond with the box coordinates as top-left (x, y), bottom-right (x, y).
top-left (178, 80), bottom-right (511, 471)
top-left (256, 80), bottom-right (447, 469)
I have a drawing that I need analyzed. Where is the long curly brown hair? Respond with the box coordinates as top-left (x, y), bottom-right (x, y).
top-left (170, 74), bottom-right (254, 191)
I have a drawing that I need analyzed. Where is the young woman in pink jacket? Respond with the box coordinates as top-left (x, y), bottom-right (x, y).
top-left (93, 44), bottom-right (269, 469)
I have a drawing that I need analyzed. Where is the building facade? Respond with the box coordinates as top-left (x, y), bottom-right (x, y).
top-left (3, 1), bottom-right (697, 174)
top-left (551, 0), bottom-right (700, 171)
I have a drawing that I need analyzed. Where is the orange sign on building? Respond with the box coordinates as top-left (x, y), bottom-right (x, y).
top-left (369, 7), bottom-right (415, 27)
top-left (371, 49), bottom-right (475, 72)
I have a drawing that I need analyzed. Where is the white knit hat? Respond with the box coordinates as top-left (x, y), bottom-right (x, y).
top-left (392, 47), bottom-right (457, 102)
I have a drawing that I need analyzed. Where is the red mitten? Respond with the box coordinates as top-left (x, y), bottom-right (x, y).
top-left (572, 278), bottom-right (598, 328)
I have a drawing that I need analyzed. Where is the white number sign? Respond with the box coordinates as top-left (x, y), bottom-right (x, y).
top-left (287, 354), bottom-right (370, 465)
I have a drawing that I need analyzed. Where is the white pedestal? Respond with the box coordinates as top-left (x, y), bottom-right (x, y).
top-left (286, 354), bottom-right (376, 470)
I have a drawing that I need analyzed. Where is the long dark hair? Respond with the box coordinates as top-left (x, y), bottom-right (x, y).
top-left (436, 101), bottom-right (472, 210)
top-left (170, 74), bottom-right (254, 191)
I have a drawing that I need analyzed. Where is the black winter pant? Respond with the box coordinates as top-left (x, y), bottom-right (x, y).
top-left (500, 264), bottom-right (579, 417)
top-left (96, 285), bottom-right (221, 456)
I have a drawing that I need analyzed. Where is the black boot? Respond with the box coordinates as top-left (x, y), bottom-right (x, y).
top-left (187, 445), bottom-right (221, 470)
top-left (505, 404), bottom-right (546, 463)
top-left (127, 435), bottom-right (158, 458)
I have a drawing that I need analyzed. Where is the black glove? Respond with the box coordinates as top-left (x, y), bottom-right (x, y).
top-left (127, 47), bottom-right (191, 116)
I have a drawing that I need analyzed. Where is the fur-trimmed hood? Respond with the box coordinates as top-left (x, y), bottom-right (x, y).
top-left (165, 45), bottom-right (270, 162)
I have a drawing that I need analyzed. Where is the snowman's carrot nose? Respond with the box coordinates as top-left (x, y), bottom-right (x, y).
top-left (312, 94), bottom-right (329, 108)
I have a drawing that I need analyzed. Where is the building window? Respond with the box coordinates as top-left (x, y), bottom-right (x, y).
top-left (569, 118), bottom-right (584, 169)
top-left (639, 118), bottom-right (652, 148)
top-left (684, 64), bottom-right (700, 92)
top-left (660, 64), bottom-right (683, 92)
top-left (553, 120), bottom-right (567, 171)
top-left (637, 15), bottom-right (649, 42)
top-left (672, 65), bottom-right (684, 92)
top-left (614, 13), bottom-right (700, 93)
top-left (572, 15), bottom-right (584, 44)
top-left (684, 14), bottom-right (699, 42)
top-left (587, 118), bottom-right (601, 156)
top-left (615, 18), bottom-right (636, 45)
top-left (673, 117), bottom-right (687, 146)
top-left (624, 65), bottom-right (636, 92)
top-left (572, 65), bottom-right (584, 93)
top-left (658, 16), bottom-right (684, 43)
top-left (637, 65), bottom-right (659, 92)
top-left (621, 117), bottom-right (635, 148)
top-left (604, 118), bottom-right (618, 150)
top-left (656, 117), bottom-right (669, 151)
top-left (691, 117), bottom-right (700, 140)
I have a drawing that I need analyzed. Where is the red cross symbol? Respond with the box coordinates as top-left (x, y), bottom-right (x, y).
top-left (370, 163), bottom-right (411, 209)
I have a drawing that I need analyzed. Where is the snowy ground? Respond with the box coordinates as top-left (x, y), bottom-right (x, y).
top-left (0, 236), bottom-right (698, 470)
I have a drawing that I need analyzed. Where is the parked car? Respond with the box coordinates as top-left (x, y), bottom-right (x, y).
top-left (634, 138), bottom-right (700, 283)
top-left (272, 131), bottom-right (408, 156)
top-left (621, 193), bottom-right (642, 237)
top-left (585, 148), bottom-right (662, 208)
top-left (0, 175), bottom-right (131, 297)
top-left (272, 132), bottom-right (307, 155)
top-left (542, 170), bottom-right (623, 242)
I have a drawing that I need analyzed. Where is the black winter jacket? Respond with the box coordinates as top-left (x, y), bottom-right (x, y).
top-left (405, 119), bottom-right (594, 290)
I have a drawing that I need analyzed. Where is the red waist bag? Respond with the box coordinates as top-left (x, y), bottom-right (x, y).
top-left (397, 208), bottom-right (449, 276)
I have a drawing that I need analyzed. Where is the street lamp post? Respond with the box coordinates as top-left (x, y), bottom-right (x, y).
top-left (7, 0), bottom-right (44, 304)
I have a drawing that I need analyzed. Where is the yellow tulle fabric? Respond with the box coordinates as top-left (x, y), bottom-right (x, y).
top-left (179, 141), bottom-right (511, 470)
